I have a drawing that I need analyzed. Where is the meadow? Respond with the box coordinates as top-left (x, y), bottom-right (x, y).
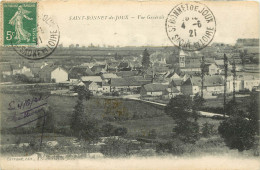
top-left (1, 91), bottom-right (259, 157)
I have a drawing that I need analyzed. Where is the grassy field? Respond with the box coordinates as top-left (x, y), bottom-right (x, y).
top-left (114, 115), bottom-right (220, 139)
top-left (1, 92), bottom-right (222, 142)
top-left (0, 93), bottom-right (165, 129)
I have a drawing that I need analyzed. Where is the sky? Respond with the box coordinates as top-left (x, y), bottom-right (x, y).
top-left (38, 0), bottom-right (259, 47)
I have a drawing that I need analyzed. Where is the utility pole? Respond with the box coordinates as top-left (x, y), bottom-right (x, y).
top-left (232, 57), bottom-right (236, 102)
top-left (223, 54), bottom-right (228, 117)
top-left (200, 55), bottom-right (205, 98)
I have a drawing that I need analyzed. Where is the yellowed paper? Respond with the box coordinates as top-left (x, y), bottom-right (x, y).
top-left (0, 0), bottom-right (259, 169)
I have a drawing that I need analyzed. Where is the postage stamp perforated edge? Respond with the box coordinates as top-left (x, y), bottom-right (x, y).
top-left (1, 0), bottom-right (38, 47)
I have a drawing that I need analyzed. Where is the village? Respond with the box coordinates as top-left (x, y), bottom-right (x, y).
top-left (0, 38), bottom-right (259, 101)
top-left (0, 38), bottom-right (259, 160)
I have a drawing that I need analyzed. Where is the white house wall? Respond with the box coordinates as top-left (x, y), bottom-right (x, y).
top-left (51, 68), bottom-right (68, 83)
top-left (244, 80), bottom-right (260, 91)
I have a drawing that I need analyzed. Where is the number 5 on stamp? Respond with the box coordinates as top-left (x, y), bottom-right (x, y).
top-left (3, 2), bottom-right (37, 45)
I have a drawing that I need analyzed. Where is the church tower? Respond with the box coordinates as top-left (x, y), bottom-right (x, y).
top-left (179, 49), bottom-right (186, 68)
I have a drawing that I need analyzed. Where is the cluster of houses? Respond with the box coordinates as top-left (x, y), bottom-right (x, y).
top-left (0, 48), bottom-right (259, 99)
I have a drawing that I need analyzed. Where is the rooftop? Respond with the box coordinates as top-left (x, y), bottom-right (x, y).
top-left (143, 83), bottom-right (168, 92)
top-left (81, 76), bottom-right (102, 82)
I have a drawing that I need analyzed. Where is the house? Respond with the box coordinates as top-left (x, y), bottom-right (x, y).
top-left (109, 76), bottom-right (151, 93)
top-left (81, 76), bottom-right (102, 83)
top-left (125, 76), bottom-right (151, 92)
top-left (153, 65), bottom-right (169, 75)
top-left (110, 78), bottom-right (129, 92)
top-left (107, 61), bottom-right (119, 72)
top-left (22, 70), bottom-right (34, 78)
top-left (203, 75), bottom-right (224, 94)
top-left (39, 65), bottom-right (68, 83)
top-left (116, 71), bottom-right (139, 78)
top-left (69, 66), bottom-right (94, 82)
top-left (180, 61), bottom-right (201, 73)
top-left (226, 76), bottom-right (243, 92)
top-left (164, 86), bottom-right (181, 98)
top-left (118, 61), bottom-right (132, 71)
top-left (165, 71), bottom-right (181, 82)
top-left (101, 73), bottom-right (119, 82)
top-left (101, 81), bottom-right (111, 93)
top-left (81, 76), bottom-right (103, 92)
top-left (140, 83), bottom-right (168, 96)
top-left (59, 80), bottom-right (85, 90)
top-left (214, 59), bottom-right (232, 71)
top-left (30, 67), bottom-right (41, 77)
top-left (170, 79), bottom-right (183, 91)
top-left (181, 77), bottom-right (201, 96)
top-left (26, 62), bottom-right (48, 77)
top-left (0, 64), bottom-right (12, 78)
top-left (129, 61), bottom-right (142, 71)
top-left (91, 65), bottom-right (107, 74)
top-left (242, 76), bottom-right (260, 91)
top-left (205, 63), bottom-right (219, 75)
top-left (181, 75), bottom-right (224, 96)
top-left (11, 64), bottom-right (31, 75)
top-left (85, 81), bottom-right (101, 93)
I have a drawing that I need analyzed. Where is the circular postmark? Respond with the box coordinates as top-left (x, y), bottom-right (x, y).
top-left (165, 2), bottom-right (216, 51)
top-left (12, 15), bottom-right (60, 60)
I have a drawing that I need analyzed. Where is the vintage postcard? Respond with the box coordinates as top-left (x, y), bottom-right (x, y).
top-left (0, 0), bottom-right (259, 169)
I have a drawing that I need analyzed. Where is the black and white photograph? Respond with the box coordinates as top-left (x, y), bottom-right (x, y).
top-left (0, 1), bottom-right (259, 169)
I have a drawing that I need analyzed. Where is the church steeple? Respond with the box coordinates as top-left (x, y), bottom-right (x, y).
top-left (179, 49), bottom-right (186, 68)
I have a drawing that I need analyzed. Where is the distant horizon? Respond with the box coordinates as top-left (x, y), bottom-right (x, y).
top-left (56, 38), bottom-right (260, 48)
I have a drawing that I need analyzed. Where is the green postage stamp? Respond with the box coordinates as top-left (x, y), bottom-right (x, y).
top-left (3, 2), bottom-right (37, 45)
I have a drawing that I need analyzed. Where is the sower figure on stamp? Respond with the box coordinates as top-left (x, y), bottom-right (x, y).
top-left (9, 5), bottom-right (33, 44)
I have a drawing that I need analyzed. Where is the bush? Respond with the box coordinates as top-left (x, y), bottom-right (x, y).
top-left (101, 124), bottom-right (128, 137)
top-left (218, 96), bottom-right (258, 152)
top-left (174, 120), bottom-right (200, 144)
top-left (112, 91), bottom-right (120, 96)
top-left (100, 137), bottom-right (131, 157)
top-left (148, 129), bottom-right (157, 139)
top-left (101, 123), bottom-right (116, 136)
top-left (201, 122), bottom-right (215, 137)
top-left (218, 116), bottom-right (256, 152)
top-left (114, 127), bottom-right (127, 136)
top-left (156, 139), bottom-right (192, 155)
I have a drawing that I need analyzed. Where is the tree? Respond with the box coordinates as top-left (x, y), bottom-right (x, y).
top-left (192, 94), bottom-right (205, 121)
top-left (79, 116), bottom-right (100, 143)
top-left (70, 94), bottom-right (85, 137)
top-left (218, 114), bottom-right (256, 152)
top-left (218, 94), bottom-right (258, 152)
top-left (73, 86), bottom-right (91, 101)
top-left (201, 122), bottom-right (215, 137)
top-left (36, 106), bottom-right (56, 133)
top-left (142, 49), bottom-right (150, 69)
top-left (70, 86), bottom-right (99, 142)
top-left (165, 95), bottom-right (200, 143)
top-left (44, 107), bottom-right (56, 132)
